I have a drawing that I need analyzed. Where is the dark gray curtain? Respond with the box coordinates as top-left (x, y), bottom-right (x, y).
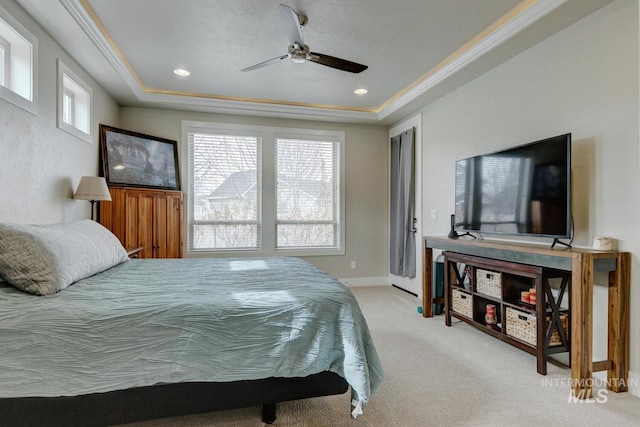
top-left (389, 128), bottom-right (416, 278)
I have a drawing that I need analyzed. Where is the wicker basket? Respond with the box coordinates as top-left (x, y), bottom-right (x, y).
top-left (452, 289), bottom-right (473, 318)
top-left (476, 269), bottom-right (501, 299)
top-left (505, 307), bottom-right (568, 347)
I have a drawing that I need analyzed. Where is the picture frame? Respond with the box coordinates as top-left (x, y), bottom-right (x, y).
top-left (99, 124), bottom-right (181, 190)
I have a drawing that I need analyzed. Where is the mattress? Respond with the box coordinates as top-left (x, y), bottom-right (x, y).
top-left (0, 257), bottom-right (383, 410)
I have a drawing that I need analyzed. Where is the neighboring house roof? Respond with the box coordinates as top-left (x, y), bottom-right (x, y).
top-left (208, 170), bottom-right (256, 199)
top-left (280, 176), bottom-right (326, 200)
top-left (207, 170), bottom-right (329, 200)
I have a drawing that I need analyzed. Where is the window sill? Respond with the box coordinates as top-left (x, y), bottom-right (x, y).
top-left (58, 121), bottom-right (91, 143)
top-left (186, 248), bottom-right (345, 257)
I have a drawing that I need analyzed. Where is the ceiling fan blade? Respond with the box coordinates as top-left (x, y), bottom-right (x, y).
top-left (241, 55), bottom-right (288, 72)
top-left (279, 4), bottom-right (305, 46)
top-left (309, 52), bottom-right (368, 73)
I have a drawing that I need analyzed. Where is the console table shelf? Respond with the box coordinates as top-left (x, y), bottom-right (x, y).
top-left (422, 236), bottom-right (630, 398)
top-left (443, 251), bottom-right (571, 375)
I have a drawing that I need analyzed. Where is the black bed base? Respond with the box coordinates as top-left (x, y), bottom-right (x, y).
top-left (0, 372), bottom-right (348, 427)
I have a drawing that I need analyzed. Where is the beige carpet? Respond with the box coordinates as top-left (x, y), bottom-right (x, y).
top-left (121, 286), bottom-right (640, 427)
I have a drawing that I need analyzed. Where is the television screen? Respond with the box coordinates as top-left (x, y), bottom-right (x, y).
top-left (455, 133), bottom-right (571, 238)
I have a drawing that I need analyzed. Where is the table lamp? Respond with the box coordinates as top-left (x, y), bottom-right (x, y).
top-left (74, 176), bottom-right (111, 220)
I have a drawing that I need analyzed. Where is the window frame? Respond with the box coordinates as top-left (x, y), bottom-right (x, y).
top-left (183, 121), bottom-right (346, 257)
top-left (188, 130), bottom-right (263, 252)
top-left (62, 86), bottom-right (74, 125)
top-left (0, 5), bottom-right (38, 115)
top-left (274, 136), bottom-right (341, 250)
top-left (57, 59), bottom-right (92, 143)
top-left (0, 35), bottom-right (10, 88)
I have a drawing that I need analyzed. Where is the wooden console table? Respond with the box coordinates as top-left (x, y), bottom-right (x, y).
top-left (422, 236), bottom-right (630, 397)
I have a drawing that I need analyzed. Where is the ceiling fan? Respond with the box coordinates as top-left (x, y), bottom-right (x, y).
top-left (241, 4), bottom-right (368, 74)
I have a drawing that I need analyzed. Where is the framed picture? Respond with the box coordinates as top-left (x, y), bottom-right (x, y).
top-left (99, 124), bottom-right (180, 190)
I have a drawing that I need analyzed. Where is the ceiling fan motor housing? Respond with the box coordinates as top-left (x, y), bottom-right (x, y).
top-left (288, 43), bottom-right (311, 63)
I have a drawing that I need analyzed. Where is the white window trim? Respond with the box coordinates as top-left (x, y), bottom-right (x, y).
top-left (0, 5), bottom-right (37, 115)
top-left (57, 59), bottom-right (92, 143)
top-left (62, 87), bottom-right (74, 125)
top-left (189, 129), bottom-right (263, 252)
top-left (0, 35), bottom-right (10, 88)
top-left (274, 134), bottom-right (341, 250)
top-left (182, 120), bottom-right (346, 257)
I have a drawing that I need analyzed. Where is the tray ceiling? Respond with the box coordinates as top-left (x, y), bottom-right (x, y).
top-left (15, 0), bottom-right (615, 124)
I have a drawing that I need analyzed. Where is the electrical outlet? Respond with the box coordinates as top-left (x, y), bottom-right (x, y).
top-left (350, 261), bottom-right (356, 270)
top-left (431, 209), bottom-right (438, 220)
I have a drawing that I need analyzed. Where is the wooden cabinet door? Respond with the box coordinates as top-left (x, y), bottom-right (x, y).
top-left (100, 187), bottom-right (182, 258)
top-left (161, 192), bottom-right (183, 258)
top-left (99, 187), bottom-right (126, 246)
top-left (125, 190), bottom-right (155, 259)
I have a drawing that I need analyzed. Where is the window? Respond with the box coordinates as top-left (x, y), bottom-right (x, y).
top-left (184, 122), bottom-right (345, 256)
top-left (0, 5), bottom-right (38, 115)
top-left (57, 59), bottom-right (92, 143)
top-left (275, 138), bottom-right (339, 249)
top-left (188, 132), bottom-right (261, 250)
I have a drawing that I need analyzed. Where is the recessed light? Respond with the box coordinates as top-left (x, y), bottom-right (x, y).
top-left (354, 88), bottom-right (368, 95)
top-left (174, 68), bottom-right (191, 77)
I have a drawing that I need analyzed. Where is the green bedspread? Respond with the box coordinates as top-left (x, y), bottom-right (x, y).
top-left (0, 257), bottom-right (383, 414)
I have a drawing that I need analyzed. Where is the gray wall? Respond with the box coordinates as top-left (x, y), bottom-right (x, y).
top-left (119, 108), bottom-right (389, 281)
top-left (0, 0), bottom-right (119, 224)
top-left (404, 0), bottom-right (640, 395)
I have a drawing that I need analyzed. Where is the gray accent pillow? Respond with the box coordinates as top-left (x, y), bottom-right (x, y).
top-left (0, 220), bottom-right (128, 295)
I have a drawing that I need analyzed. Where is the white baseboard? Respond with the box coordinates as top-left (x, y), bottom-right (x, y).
top-left (338, 276), bottom-right (389, 287)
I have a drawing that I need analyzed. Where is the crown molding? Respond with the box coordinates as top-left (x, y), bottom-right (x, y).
top-left (60, 0), bottom-right (145, 99)
top-left (138, 90), bottom-right (382, 123)
top-left (376, 0), bottom-right (567, 120)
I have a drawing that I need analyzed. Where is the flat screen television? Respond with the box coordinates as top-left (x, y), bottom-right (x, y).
top-left (454, 133), bottom-right (571, 241)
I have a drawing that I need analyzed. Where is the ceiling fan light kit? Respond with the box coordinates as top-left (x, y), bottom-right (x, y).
top-left (241, 4), bottom-right (367, 74)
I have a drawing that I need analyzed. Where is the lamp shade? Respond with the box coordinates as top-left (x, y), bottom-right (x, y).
top-left (74, 176), bottom-right (112, 201)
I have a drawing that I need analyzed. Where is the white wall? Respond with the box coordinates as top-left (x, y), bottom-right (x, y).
top-left (0, 0), bottom-right (119, 224)
top-left (412, 0), bottom-right (640, 394)
top-left (119, 108), bottom-right (389, 281)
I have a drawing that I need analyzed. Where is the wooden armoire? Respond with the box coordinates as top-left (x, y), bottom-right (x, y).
top-left (99, 187), bottom-right (183, 258)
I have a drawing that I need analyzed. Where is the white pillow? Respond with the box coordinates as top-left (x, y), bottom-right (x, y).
top-left (0, 220), bottom-right (128, 295)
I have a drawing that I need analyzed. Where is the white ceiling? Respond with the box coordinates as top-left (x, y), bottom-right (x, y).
top-left (16, 0), bottom-right (614, 125)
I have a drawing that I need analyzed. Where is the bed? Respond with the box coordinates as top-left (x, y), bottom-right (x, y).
top-left (0, 220), bottom-right (383, 426)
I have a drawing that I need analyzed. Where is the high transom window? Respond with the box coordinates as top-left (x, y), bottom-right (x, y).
top-left (57, 60), bottom-right (92, 143)
top-left (0, 5), bottom-right (38, 115)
